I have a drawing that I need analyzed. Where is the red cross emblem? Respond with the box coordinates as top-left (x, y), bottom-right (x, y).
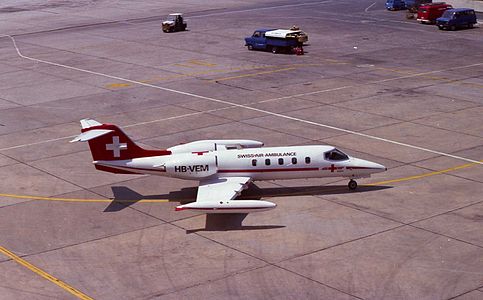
top-left (329, 164), bottom-right (337, 172)
top-left (192, 151), bottom-right (209, 156)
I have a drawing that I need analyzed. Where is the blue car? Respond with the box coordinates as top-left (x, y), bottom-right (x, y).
top-left (386, 0), bottom-right (406, 10)
top-left (436, 8), bottom-right (477, 30)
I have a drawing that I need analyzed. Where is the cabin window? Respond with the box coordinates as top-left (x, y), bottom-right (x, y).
top-left (265, 159), bottom-right (271, 166)
top-left (252, 159), bottom-right (257, 166)
top-left (324, 148), bottom-right (349, 161)
top-left (305, 157), bottom-right (311, 164)
top-left (292, 157), bottom-right (297, 164)
top-left (278, 158), bottom-right (284, 165)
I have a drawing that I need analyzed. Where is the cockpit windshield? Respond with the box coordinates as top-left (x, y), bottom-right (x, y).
top-left (324, 148), bottom-right (349, 161)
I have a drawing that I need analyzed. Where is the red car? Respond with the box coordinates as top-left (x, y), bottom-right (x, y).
top-left (417, 2), bottom-right (453, 24)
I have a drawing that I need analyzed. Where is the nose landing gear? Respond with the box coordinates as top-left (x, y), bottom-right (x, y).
top-left (348, 179), bottom-right (357, 190)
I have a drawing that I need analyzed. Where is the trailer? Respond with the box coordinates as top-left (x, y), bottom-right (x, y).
top-left (244, 29), bottom-right (304, 54)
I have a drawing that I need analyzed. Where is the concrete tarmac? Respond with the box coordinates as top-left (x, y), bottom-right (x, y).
top-left (0, 0), bottom-right (482, 299)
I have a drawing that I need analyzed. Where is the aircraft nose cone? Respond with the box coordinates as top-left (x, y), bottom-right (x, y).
top-left (348, 158), bottom-right (386, 175)
top-left (372, 162), bottom-right (387, 173)
top-left (356, 159), bottom-right (386, 173)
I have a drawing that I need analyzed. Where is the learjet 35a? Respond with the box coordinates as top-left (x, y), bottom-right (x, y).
top-left (72, 119), bottom-right (386, 213)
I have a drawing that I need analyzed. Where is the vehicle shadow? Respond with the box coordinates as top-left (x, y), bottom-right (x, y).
top-left (104, 183), bottom-right (391, 211)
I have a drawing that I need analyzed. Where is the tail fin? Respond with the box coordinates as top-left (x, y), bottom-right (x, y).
top-left (71, 118), bottom-right (171, 161)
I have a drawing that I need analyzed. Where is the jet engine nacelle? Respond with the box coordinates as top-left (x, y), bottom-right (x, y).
top-left (165, 153), bottom-right (217, 179)
top-left (176, 200), bottom-right (276, 213)
top-left (167, 139), bottom-right (263, 154)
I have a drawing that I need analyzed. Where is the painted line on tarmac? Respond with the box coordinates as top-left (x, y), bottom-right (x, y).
top-left (106, 63), bottom-right (325, 89)
top-left (1, 159), bottom-right (481, 204)
top-left (0, 97), bottom-right (279, 152)
top-left (367, 160), bottom-right (483, 186)
top-left (1, 34), bottom-right (482, 166)
top-left (211, 67), bottom-right (297, 82)
top-left (188, 0), bottom-right (334, 18)
top-left (0, 246), bottom-right (93, 300)
top-left (365, 2), bottom-right (376, 12)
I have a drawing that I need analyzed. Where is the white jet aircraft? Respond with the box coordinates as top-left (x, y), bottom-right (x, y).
top-left (72, 119), bottom-right (386, 213)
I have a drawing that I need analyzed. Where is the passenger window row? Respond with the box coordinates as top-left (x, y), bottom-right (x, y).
top-left (251, 157), bottom-right (311, 166)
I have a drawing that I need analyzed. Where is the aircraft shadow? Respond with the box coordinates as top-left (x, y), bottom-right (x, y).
top-left (186, 214), bottom-right (285, 234)
top-left (104, 184), bottom-right (391, 212)
top-left (240, 184), bottom-right (391, 200)
top-left (104, 184), bottom-right (390, 231)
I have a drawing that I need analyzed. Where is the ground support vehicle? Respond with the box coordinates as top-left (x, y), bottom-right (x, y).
top-left (386, 0), bottom-right (432, 11)
top-left (386, 0), bottom-right (406, 10)
top-left (436, 8), bottom-right (477, 30)
top-left (162, 13), bottom-right (187, 33)
top-left (245, 29), bottom-right (304, 54)
top-left (405, 0), bottom-right (433, 18)
top-left (417, 2), bottom-right (452, 24)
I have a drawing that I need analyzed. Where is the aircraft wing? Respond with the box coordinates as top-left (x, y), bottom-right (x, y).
top-left (197, 177), bottom-right (251, 203)
top-left (175, 177), bottom-right (276, 213)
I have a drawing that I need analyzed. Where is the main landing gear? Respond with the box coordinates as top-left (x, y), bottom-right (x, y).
top-left (348, 179), bottom-right (357, 190)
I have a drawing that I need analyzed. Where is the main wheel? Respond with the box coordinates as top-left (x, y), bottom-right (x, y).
top-left (348, 180), bottom-right (357, 190)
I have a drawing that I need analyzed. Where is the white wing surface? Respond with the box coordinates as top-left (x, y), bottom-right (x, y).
top-left (175, 177), bottom-right (276, 213)
top-left (197, 177), bottom-right (251, 202)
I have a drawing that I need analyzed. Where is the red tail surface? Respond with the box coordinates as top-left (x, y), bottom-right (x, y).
top-left (75, 121), bottom-right (171, 161)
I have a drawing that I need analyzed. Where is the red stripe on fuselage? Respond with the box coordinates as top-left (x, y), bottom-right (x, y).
top-left (95, 164), bottom-right (166, 174)
top-left (218, 167), bottom-right (319, 173)
top-left (345, 167), bottom-right (379, 170)
top-left (95, 164), bottom-right (138, 174)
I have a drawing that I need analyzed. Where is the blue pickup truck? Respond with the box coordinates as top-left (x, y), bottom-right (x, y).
top-left (244, 29), bottom-right (305, 54)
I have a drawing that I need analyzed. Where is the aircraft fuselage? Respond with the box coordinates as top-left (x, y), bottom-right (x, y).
top-left (95, 145), bottom-right (386, 181)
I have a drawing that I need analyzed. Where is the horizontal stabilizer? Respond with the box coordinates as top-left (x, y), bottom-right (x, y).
top-left (80, 118), bottom-right (102, 129)
top-left (70, 129), bottom-right (113, 143)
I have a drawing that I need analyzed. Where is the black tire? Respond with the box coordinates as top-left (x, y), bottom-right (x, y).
top-left (272, 47), bottom-right (277, 54)
top-left (468, 23), bottom-right (474, 29)
top-left (438, 25), bottom-right (443, 30)
top-left (450, 25), bottom-right (456, 31)
top-left (348, 180), bottom-right (357, 190)
top-left (247, 45), bottom-right (253, 50)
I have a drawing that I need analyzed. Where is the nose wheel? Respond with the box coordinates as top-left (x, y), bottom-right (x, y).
top-left (348, 180), bottom-right (357, 190)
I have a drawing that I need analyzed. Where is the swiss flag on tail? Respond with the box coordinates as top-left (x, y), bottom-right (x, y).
top-left (71, 119), bottom-right (171, 161)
